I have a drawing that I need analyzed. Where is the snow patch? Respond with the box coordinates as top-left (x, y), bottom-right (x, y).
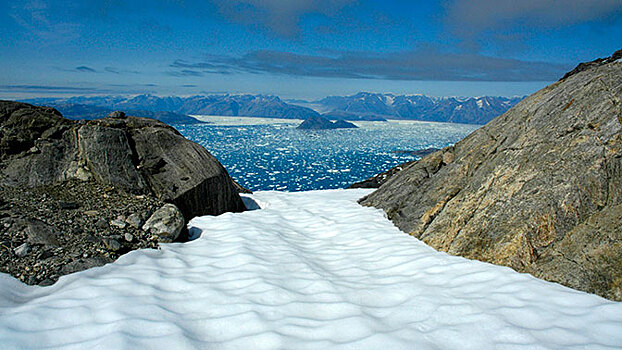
top-left (0, 189), bottom-right (620, 349)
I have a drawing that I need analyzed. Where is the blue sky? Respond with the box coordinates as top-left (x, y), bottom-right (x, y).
top-left (1, 0), bottom-right (621, 100)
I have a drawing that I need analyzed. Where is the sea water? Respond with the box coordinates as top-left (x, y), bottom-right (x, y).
top-left (176, 116), bottom-right (479, 191)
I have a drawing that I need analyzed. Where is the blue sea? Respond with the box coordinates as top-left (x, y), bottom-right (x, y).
top-left (176, 116), bottom-right (479, 192)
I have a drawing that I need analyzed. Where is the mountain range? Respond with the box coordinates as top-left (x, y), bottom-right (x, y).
top-left (302, 92), bottom-right (523, 124)
top-left (25, 95), bottom-right (320, 121)
top-left (38, 103), bottom-right (204, 124)
top-left (25, 92), bottom-right (522, 125)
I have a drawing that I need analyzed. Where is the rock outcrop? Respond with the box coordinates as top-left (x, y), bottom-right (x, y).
top-left (360, 52), bottom-right (622, 300)
top-left (0, 103), bottom-right (246, 220)
top-left (561, 48), bottom-right (621, 80)
top-left (0, 102), bottom-right (246, 285)
top-left (297, 115), bottom-right (358, 130)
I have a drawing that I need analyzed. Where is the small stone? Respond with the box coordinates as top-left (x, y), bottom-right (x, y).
top-left (39, 249), bottom-right (55, 259)
top-left (103, 238), bottom-right (122, 251)
top-left (59, 202), bottom-right (79, 210)
top-left (110, 219), bottom-right (127, 229)
top-left (125, 213), bottom-right (144, 229)
top-left (95, 218), bottom-right (108, 229)
top-left (124, 233), bottom-right (134, 242)
top-left (14, 243), bottom-right (30, 258)
top-left (25, 219), bottom-right (59, 246)
top-left (84, 210), bottom-right (99, 217)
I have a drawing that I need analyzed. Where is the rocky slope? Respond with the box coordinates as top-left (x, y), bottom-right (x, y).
top-left (359, 53), bottom-right (622, 300)
top-left (0, 101), bottom-right (246, 285)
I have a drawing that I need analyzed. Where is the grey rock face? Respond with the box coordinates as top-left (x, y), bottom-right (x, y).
top-left (125, 118), bottom-right (245, 220)
top-left (142, 204), bottom-right (185, 243)
top-left (360, 57), bottom-right (622, 300)
top-left (0, 102), bottom-right (246, 221)
top-left (0, 101), bottom-right (246, 285)
top-left (77, 125), bottom-right (147, 193)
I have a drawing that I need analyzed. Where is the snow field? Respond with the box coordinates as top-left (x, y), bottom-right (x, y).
top-left (0, 189), bottom-right (621, 349)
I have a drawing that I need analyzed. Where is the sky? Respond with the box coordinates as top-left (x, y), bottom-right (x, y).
top-left (1, 0), bottom-right (621, 100)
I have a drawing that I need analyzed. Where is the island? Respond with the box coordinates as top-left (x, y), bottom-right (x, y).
top-left (296, 115), bottom-right (358, 130)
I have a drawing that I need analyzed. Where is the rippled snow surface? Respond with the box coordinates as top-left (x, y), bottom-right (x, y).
top-left (1, 190), bottom-right (621, 349)
top-left (176, 117), bottom-right (478, 191)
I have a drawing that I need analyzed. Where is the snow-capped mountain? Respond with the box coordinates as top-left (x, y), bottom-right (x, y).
top-left (312, 92), bottom-right (523, 124)
top-left (24, 94), bottom-right (321, 120)
top-left (24, 92), bottom-right (521, 124)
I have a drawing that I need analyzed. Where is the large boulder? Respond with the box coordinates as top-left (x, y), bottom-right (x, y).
top-left (0, 102), bottom-right (246, 285)
top-left (142, 204), bottom-right (185, 243)
top-left (0, 103), bottom-right (246, 220)
top-left (360, 52), bottom-right (622, 300)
